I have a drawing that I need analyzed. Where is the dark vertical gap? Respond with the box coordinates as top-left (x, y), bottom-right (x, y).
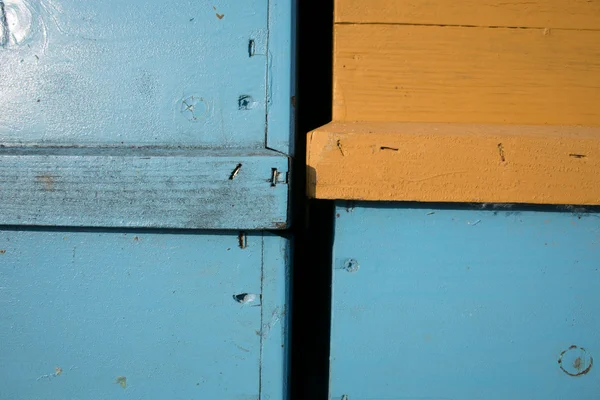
top-left (291, 1), bottom-right (334, 400)
top-left (0, 1), bottom-right (9, 48)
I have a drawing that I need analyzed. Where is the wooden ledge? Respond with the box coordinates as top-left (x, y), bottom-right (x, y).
top-left (307, 121), bottom-right (600, 205)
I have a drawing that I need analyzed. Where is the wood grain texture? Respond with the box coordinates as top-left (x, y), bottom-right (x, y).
top-left (0, 148), bottom-right (289, 229)
top-left (335, 0), bottom-right (600, 30)
top-left (307, 122), bottom-right (600, 204)
top-left (334, 24), bottom-right (600, 125)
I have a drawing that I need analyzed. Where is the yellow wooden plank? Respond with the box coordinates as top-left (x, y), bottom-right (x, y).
top-left (334, 25), bottom-right (600, 125)
top-left (335, 0), bottom-right (600, 30)
top-left (307, 122), bottom-right (600, 204)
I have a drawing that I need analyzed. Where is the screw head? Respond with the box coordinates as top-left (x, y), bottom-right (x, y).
top-left (344, 259), bottom-right (360, 273)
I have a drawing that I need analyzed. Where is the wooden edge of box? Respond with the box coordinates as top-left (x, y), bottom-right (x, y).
top-left (307, 121), bottom-right (600, 205)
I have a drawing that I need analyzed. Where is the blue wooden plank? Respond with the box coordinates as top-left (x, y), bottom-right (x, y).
top-left (0, 0), bottom-right (268, 148)
top-left (0, 148), bottom-right (288, 229)
top-left (265, 0), bottom-right (295, 155)
top-left (331, 203), bottom-right (600, 399)
top-left (260, 234), bottom-right (291, 399)
top-left (0, 230), bottom-right (272, 399)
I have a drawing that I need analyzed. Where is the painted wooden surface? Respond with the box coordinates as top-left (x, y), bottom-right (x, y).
top-left (265, 0), bottom-right (296, 155)
top-left (0, 0), bottom-right (295, 228)
top-left (0, 148), bottom-right (289, 229)
top-left (331, 202), bottom-right (600, 399)
top-left (307, 122), bottom-right (600, 205)
top-left (0, 0), bottom-right (275, 149)
top-left (333, 24), bottom-right (600, 124)
top-left (0, 230), bottom-right (289, 400)
top-left (335, 0), bottom-right (600, 29)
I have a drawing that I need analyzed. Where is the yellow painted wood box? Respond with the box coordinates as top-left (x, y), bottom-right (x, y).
top-left (308, 0), bottom-right (600, 205)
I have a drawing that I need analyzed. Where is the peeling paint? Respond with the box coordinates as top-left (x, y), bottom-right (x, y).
top-left (233, 293), bottom-right (259, 305)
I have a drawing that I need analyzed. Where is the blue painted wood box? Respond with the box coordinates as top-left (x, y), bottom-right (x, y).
top-left (0, 0), bottom-right (294, 398)
top-left (1, 231), bottom-right (289, 399)
top-left (330, 202), bottom-right (600, 399)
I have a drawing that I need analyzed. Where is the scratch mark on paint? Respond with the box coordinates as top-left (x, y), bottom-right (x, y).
top-left (569, 153), bottom-right (586, 159)
top-left (337, 139), bottom-right (345, 156)
top-left (400, 170), bottom-right (468, 183)
top-left (229, 164), bottom-right (242, 180)
top-left (258, 307), bottom-right (283, 338)
top-left (426, 212), bottom-right (436, 215)
top-left (468, 219), bottom-right (481, 226)
top-left (115, 376), bottom-right (127, 388)
top-left (234, 343), bottom-right (250, 353)
top-left (37, 367), bottom-right (63, 381)
top-left (497, 143), bottom-right (506, 162)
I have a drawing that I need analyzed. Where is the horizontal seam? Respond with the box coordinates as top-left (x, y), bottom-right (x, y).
top-left (335, 21), bottom-right (600, 32)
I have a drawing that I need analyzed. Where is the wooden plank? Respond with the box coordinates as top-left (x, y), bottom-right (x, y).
top-left (331, 204), bottom-right (600, 399)
top-left (334, 25), bottom-right (600, 125)
top-left (335, 0), bottom-right (600, 30)
top-left (0, 148), bottom-right (289, 229)
top-left (0, 230), bottom-right (266, 398)
top-left (260, 234), bottom-right (291, 400)
top-left (307, 122), bottom-right (600, 204)
top-left (0, 0), bottom-right (271, 150)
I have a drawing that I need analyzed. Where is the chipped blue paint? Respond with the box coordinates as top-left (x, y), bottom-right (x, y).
top-left (331, 202), bottom-right (600, 399)
top-left (0, 230), bottom-right (289, 399)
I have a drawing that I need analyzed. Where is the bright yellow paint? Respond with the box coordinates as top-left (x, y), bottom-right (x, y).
top-left (308, 122), bottom-right (600, 205)
top-left (334, 24), bottom-right (600, 125)
top-left (307, 0), bottom-right (600, 203)
top-left (335, 0), bottom-right (600, 30)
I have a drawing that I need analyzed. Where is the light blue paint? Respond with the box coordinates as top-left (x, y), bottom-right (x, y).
top-left (260, 233), bottom-right (292, 399)
top-left (0, 230), bottom-right (289, 399)
top-left (265, 0), bottom-right (296, 155)
top-left (0, 148), bottom-right (288, 229)
top-left (0, 0), bottom-right (294, 229)
top-left (0, 0), bottom-right (269, 149)
top-left (331, 203), bottom-right (600, 399)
